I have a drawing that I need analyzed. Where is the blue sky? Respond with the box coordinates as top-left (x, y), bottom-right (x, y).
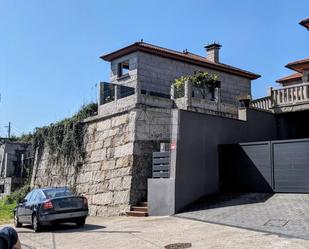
top-left (0, 0), bottom-right (308, 136)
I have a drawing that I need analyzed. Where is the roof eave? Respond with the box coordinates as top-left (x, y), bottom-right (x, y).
top-left (286, 63), bottom-right (309, 73)
top-left (100, 44), bottom-right (260, 80)
top-left (100, 43), bottom-right (140, 61)
top-left (276, 78), bottom-right (302, 84)
top-left (299, 18), bottom-right (309, 29)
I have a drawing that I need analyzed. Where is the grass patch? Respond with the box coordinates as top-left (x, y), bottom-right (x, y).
top-left (0, 198), bottom-right (16, 224)
top-left (0, 185), bottom-right (30, 224)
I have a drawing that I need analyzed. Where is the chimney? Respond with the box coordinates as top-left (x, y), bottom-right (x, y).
top-left (205, 43), bottom-right (221, 63)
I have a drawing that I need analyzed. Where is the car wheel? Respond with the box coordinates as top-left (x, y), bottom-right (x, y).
top-left (32, 214), bottom-right (42, 232)
top-left (14, 212), bottom-right (22, 228)
top-left (75, 217), bottom-right (86, 228)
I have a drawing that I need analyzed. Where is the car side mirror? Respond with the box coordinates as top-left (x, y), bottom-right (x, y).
top-left (21, 198), bottom-right (27, 203)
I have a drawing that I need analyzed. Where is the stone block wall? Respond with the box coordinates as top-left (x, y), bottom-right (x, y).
top-left (108, 51), bottom-right (251, 106)
top-left (31, 106), bottom-right (172, 216)
top-left (110, 52), bottom-right (138, 89)
top-left (137, 52), bottom-right (251, 105)
top-left (32, 111), bottom-right (135, 216)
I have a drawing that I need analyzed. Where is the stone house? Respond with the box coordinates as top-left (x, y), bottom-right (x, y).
top-left (31, 18), bottom-right (309, 217)
top-left (31, 41), bottom-right (260, 216)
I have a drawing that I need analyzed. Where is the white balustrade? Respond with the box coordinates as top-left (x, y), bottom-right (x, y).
top-left (252, 83), bottom-right (309, 111)
top-left (251, 96), bottom-right (272, 110)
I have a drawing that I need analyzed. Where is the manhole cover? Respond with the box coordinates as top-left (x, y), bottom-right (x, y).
top-left (264, 219), bottom-right (288, 227)
top-left (164, 243), bottom-right (192, 249)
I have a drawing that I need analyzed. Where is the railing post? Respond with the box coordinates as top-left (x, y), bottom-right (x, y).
top-left (184, 80), bottom-right (192, 108)
top-left (279, 89), bottom-right (283, 104)
top-left (114, 84), bottom-right (118, 101)
top-left (97, 82), bottom-right (104, 105)
top-left (303, 85), bottom-right (308, 100)
top-left (170, 84), bottom-right (175, 100)
top-left (275, 90), bottom-right (279, 105)
top-left (292, 87), bottom-right (296, 102)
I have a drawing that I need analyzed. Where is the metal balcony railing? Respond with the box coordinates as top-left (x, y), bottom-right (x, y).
top-left (98, 82), bottom-right (135, 105)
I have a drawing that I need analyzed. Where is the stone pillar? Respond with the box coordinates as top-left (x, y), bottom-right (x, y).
top-left (184, 81), bottom-right (192, 108)
top-left (135, 80), bottom-right (141, 104)
top-left (3, 153), bottom-right (8, 178)
top-left (114, 84), bottom-right (118, 101)
top-left (170, 84), bottom-right (175, 100)
top-left (267, 87), bottom-right (273, 107)
top-left (97, 82), bottom-right (105, 105)
top-left (267, 87), bottom-right (273, 96)
top-left (238, 108), bottom-right (247, 121)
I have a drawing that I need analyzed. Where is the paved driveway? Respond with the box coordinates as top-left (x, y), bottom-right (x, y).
top-left (2, 214), bottom-right (309, 249)
top-left (176, 193), bottom-right (309, 240)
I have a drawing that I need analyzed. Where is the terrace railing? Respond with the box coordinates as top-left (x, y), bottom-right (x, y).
top-left (171, 80), bottom-right (238, 117)
top-left (98, 82), bottom-right (135, 105)
top-left (251, 83), bottom-right (309, 111)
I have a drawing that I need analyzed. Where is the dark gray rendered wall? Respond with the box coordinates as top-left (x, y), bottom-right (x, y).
top-left (276, 111), bottom-right (309, 140)
top-left (174, 108), bottom-right (277, 213)
top-left (219, 142), bottom-right (273, 193)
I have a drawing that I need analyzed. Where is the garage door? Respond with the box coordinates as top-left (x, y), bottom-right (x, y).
top-left (219, 139), bottom-right (309, 193)
top-left (273, 140), bottom-right (309, 193)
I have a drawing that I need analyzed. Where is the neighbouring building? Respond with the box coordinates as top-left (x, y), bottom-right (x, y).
top-left (252, 58), bottom-right (309, 113)
top-left (0, 141), bottom-right (32, 197)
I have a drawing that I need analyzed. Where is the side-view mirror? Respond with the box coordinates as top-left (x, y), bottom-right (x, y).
top-left (20, 198), bottom-right (27, 203)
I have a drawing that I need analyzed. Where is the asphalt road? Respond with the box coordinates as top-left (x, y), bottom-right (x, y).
top-left (1, 215), bottom-right (309, 249)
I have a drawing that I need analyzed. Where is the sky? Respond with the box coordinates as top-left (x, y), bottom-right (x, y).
top-left (0, 0), bottom-right (308, 136)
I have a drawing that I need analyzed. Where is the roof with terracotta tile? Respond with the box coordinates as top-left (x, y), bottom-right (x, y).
top-left (276, 72), bottom-right (303, 83)
top-left (100, 42), bottom-right (260, 80)
top-left (285, 58), bottom-right (309, 72)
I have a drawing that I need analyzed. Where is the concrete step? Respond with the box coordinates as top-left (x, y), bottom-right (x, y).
top-left (139, 202), bottom-right (148, 207)
top-left (126, 211), bottom-right (148, 217)
top-left (132, 206), bottom-right (148, 212)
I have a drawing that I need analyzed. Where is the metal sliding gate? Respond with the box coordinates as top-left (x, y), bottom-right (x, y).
top-left (219, 138), bottom-right (309, 193)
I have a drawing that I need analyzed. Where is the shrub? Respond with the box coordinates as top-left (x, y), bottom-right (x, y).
top-left (32, 102), bottom-right (98, 164)
top-left (4, 184), bottom-right (31, 205)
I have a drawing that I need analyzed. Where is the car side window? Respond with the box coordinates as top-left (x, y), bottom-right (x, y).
top-left (37, 191), bottom-right (45, 202)
top-left (24, 191), bottom-right (33, 202)
top-left (29, 190), bottom-right (38, 202)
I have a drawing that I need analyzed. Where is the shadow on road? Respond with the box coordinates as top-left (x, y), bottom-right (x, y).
top-left (18, 223), bottom-right (105, 233)
top-left (18, 223), bottom-right (140, 234)
top-left (180, 192), bottom-right (273, 213)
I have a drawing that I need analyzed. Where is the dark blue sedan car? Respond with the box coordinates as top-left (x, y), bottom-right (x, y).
top-left (14, 187), bottom-right (88, 232)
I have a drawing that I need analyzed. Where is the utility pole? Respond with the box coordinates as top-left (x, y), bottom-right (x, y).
top-left (8, 122), bottom-right (11, 138)
top-left (4, 122), bottom-right (11, 138)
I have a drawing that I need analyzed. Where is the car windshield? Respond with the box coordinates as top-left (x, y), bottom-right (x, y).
top-left (43, 188), bottom-right (73, 199)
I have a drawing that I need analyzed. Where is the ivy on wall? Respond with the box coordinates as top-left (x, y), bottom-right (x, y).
top-left (31, 103), bottom-right (98, 164)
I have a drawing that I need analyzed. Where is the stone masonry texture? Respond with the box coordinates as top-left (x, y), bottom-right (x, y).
top-left (137, 52), bottom-right (251, 105)
top-left (109, 51), bottom-right (251, 106)
top-left (31, 107), bottom-right (171, 216)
